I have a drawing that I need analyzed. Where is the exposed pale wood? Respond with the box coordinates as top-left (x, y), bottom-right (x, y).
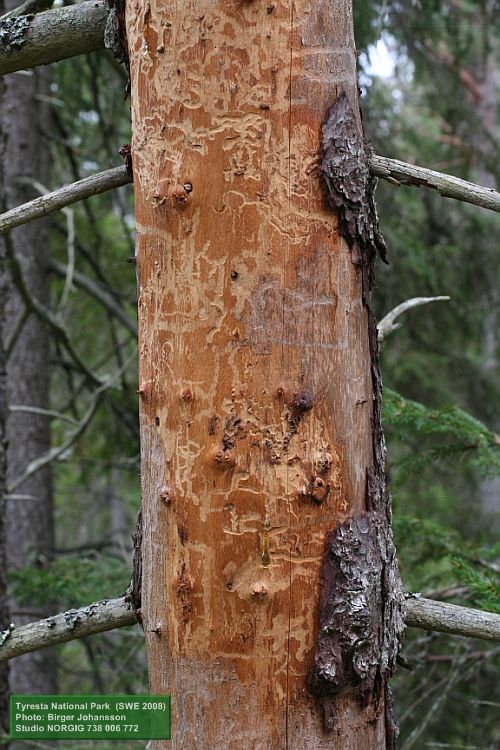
top-left (0, 166), bottom-right (131, 233)
top-left (128, 1), bottom-right (391, 748)
top-left (404, 597), bottom-right (500, 641)
top-left (370, 154), bottom-right (500, 214)
top-left (0, 0), bottom-right (108, 76)
top-left (0, 597), bottom-right (136, 661)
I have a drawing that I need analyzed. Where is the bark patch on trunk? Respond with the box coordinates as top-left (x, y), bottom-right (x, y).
top-left (321, 91), bottom-right (388, 292)
top-left (104, 0), bottom-right (130, 87)
top-left (0, 15), bottom-right (31, 53)
top-left (129, 509), bottom-right (143, 625)
top-left (307, 513), bottom-right (403, 736)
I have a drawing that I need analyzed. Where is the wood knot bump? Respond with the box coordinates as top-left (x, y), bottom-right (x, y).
top-left (292, 388), bottom-right (314, 411)
top-left (250, 582), bottom-right (268, 597)
top-left (310, 476), bottom-right (330, 504)
top-left (136, 381), bottom-right (152, 400)
top-left (172, 183), bottom-right (192, 203)
top-left (160, 485), bottom-right (174, 505)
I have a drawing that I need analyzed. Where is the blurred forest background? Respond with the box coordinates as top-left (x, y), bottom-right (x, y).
top-left (1, 0), bottom-right (500, 748)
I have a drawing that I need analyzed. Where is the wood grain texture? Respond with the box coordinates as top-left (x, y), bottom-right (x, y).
top-left (127, 1), bottom-right (390, 746)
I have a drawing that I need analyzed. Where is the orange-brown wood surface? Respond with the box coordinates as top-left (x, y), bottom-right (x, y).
top-left (127, 1), bottom-right (387, 747)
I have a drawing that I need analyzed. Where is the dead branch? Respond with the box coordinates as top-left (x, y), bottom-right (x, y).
top-left (404, 596), bottom-right (500, 641)
top-left (4, 230), bottom-right (105, 385)
top-left (0, 166), bottom-right (131, 233)
top-left (49, 258), bottom-right (137, 336)
top-left (1, 592), bottom-right (499, 664)
top-left (371, 154), bottom-right (500, 214)
top-left (0, 597), bottom-right (136, 661)
top-left (1, 157), bottom-right (497, 238)
top-left (378, 296), bottom-right (450, 342)
top-left (0, 0), bottom-right (109, 75)
top-left (7, 394), bottom-right (101, 493)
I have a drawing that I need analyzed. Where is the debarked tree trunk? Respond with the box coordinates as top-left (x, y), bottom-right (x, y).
top-left (127, 1), bottom-right (403, 748)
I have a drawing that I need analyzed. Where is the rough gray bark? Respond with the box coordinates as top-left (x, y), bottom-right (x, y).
top-left (306, 90), bottom-right (404, 750)
top-left (0, 0), bottom-right (109, 75)
top-left (308, 515), bottom-right (404, 734)
top-left (1, 0), bottom-right (57, 718)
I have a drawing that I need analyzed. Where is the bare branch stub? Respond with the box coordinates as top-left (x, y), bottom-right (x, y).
top-left (377, 296), bottom-right (450, 343)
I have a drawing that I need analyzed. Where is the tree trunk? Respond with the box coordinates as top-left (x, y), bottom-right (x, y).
top-left (1, 0), bottom-right (57, 710)
top-left (127, 1), bottom-right (402, 747)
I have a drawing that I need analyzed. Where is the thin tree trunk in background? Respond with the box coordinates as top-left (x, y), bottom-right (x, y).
top-left (128, 1), bottom-right (400, 747)
top-left (1, 0), bottom-right (57, 713)
top-left (467, 2), bottom-right (500, 532)
top-left (0, 8), bottom-right (11, 738)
